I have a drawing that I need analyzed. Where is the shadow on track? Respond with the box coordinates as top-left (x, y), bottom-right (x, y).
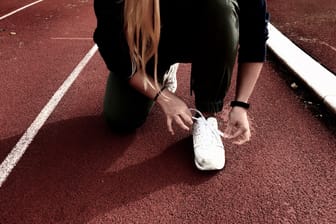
top-left (0, 115), bottom-right (214, 223)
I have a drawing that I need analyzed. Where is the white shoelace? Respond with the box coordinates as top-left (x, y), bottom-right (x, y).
top-left (189, 108), bottom-right (224, 138)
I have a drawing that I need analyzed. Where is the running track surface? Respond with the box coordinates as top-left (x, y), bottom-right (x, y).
top-left (268, 0), bottom-right (336, 74)
top-left (0, 0), bottom-right (335, 223)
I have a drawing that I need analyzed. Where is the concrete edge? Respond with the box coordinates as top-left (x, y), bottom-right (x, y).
top-left (266, 23), bottom-right (336, 114)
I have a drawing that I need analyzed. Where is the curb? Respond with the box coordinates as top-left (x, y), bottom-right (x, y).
top-left (267, 23), bottom-right (336, 114)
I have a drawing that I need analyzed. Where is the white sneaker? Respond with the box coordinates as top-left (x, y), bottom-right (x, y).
top-left (163, 63), bottom-right (178, 93)
top-left (191, 109), bottom-right (225, 171)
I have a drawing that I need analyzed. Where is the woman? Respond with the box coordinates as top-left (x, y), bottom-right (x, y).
top-left (93, 0), bottom-right (269, 170)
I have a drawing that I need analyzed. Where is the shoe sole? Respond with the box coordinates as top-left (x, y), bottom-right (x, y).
top-left (194, 158), bottom-right (225, 171)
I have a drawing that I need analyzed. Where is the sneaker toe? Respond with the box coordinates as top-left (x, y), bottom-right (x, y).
top-left (194, 146), bottom-right (225, 170)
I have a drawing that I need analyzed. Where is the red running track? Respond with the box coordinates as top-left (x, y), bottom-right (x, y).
top-left (268, 0), bottom-right (336, 74)
top-left (0, 0), bottom-right (335, 223)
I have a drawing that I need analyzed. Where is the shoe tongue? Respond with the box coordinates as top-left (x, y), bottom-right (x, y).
top-left (207, 117), bottom-right (218, 128)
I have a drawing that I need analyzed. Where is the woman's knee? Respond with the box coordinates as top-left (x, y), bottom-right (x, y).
top-left (103, 72), bottom-right (154, 132)
top-left (103, 93), bottom-right (153, 132)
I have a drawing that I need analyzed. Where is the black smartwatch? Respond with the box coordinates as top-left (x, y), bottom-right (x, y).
top-left (230, 100), bottom-right (250, 109)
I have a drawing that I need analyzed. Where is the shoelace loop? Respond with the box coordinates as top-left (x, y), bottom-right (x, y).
top-left (189, 108), bottom-right (224, 138)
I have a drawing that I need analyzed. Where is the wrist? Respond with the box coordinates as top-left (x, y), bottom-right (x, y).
top-left (231, 106), bottom-right (248, 114)
top-left (155, 88), bottom-right (171, 106)
top-left (153, 86), bottom-right (166, 102)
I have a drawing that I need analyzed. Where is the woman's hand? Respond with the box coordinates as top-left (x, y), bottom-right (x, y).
top-left (223, 107), bottom-right (251, 145)
top-left (156, 89), bottom-right (193, 135)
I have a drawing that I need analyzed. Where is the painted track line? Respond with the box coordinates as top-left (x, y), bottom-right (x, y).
top-left (267, 23), bottom-right (336, 114)
top-left (0, 0), bottom-right (44, 21)
top-left (0, 44), bottom-right (98, 188)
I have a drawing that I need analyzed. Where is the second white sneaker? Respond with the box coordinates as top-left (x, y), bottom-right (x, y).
top-left (192, 109), bottom-right (225, 171)
top-left (163, 63), bottom-right (178, 93)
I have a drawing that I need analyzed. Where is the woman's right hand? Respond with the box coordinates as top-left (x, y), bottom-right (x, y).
top-left (156, 89), bottom-right (193, 135)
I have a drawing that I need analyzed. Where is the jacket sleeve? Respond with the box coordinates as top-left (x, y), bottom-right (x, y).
top-left (238, 0), bottom-right (269, 63)
top-left (93, 0), bottom-right (133, 79)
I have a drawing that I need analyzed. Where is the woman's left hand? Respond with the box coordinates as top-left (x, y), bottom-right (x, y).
top-left (223, 107), bottom-right (251, 145)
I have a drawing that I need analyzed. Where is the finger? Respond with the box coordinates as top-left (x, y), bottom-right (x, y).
top-left (180, 112), bottom-right (193, 127)
top-left (227, 128), bottom-right (245, 140)
top-left (233, 135), bottom-right (248, 145)
top-left (174, 115), bottom-right (190, 131)
top-left (223, 123), bottom-right (234, 138)
top-left (224, 123), bottom-right (242, 139)
top-left (233, 129), bottom-right (251, 145)
top-left (233, 139), bottom-right (246, 145)
top-left (166, 117), bottom-right (175, 135)
top-left (233, 137), bottom-right (249, 145)
top-left (245, 128), bottom-right (251, 141)
top-left (184, 108), bottom-right (193, 118)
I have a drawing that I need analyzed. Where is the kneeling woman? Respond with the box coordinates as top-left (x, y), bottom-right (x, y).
top-left (93, 0), bottom-right (269, 170)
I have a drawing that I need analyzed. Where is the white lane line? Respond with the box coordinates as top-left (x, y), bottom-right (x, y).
top-left (0, 0), bottom-right (44, 21)
top-left (0, 44), bottom-right (98, 188)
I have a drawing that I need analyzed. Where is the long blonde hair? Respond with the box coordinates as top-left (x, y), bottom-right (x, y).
top-left (124, 0), bottom-right (161, 87)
